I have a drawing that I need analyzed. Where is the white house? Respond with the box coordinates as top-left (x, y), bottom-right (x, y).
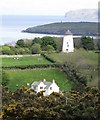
top-left (31, 79), bottom-right (59, 96)
top-left (62, 30), bottom-right (74, 53)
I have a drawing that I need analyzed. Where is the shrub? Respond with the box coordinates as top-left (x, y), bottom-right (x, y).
top-left (2, 64), bottom-right (60, 69)
top-left (81, 36), bottom-right (94, 50)
top-left (41, 54), bottom-right (56, 63)
top-left (31, 43), bottom-right (41, 54)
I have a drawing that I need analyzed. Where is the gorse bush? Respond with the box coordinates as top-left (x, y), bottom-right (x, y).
top-left (2, 86), bottom-right (100, 120)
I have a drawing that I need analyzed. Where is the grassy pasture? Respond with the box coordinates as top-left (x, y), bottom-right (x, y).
top-left (47, 49), bottom-right (98, 65)
top-left (2, 56), bottom-right (52, 67)
top-left (46, 49), bottom-right (98, 87)
top-left (5, 69), bottom-right (71, 91)
top-left (2, 49), bottom-right (98, 90)
top-left (79, 69), bottom-right (98, 87)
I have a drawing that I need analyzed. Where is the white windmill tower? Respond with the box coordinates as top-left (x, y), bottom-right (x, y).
top-left (62, 30), bottom-right (74, 53)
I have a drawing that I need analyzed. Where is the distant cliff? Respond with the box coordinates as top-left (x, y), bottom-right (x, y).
top-left (22, 22), bottom-right (98, 36)
top-left (65, 9), bottom-right (97, 22)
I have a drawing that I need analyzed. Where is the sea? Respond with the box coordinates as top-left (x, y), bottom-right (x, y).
top-left (0, 15), bottom-right (68, 45)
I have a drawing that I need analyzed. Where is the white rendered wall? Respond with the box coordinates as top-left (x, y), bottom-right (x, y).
top-left (44, 83), bottom-right (59, 96)
top-left (62, 35), bottom-right (74, 53)
top-left (36, 82), bottom-right (46, 93)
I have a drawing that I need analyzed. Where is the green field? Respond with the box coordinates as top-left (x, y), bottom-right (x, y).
top-left (2, 56), bottom-right (52, 67)
top-left (47, 49), bottom-right (98, 65)
top-left (5, 69), bottom-right (71, 91)
top-left (46, 49), bottom-right (98, 87)
top-left (2, 49), bottom-right (98, 91)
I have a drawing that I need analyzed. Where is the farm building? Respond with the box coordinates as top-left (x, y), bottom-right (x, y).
top-left (31, 79), bottom-right (59, 96)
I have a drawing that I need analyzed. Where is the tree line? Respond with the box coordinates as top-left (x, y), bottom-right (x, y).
top-left (1, 36), bottom-right (61, 55)
top-left (1, 36), bottom-right (99, 55)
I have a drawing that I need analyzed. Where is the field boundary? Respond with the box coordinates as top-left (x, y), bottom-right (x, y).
top-left (2, 63), bottom-right (60, 70)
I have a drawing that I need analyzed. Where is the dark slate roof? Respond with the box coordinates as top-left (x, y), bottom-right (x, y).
top-left (44, 83), bottom-right (52, 89)
top-left (31, 80), bottom-right (52, 88)
top-left (64, 30), bottom-right (73, 35)
top-left (43, 81), bottom-right (52, 87)
top-left (31, 81), bottom-right (41, 86)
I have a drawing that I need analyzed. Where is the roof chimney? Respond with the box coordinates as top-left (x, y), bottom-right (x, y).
top-left (52, 79), bottom-right (55, 83)
top-left (43, 79), bottom-right (46, 82)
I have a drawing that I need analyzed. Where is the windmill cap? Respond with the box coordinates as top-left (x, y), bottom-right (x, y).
top-left (65, 30), bottom-right (73, 35)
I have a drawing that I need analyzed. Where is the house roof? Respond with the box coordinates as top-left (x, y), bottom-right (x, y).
top-left (65, 30), bottom-right (73, 35)
top-left (31, 80), bottom-right (57, 89)
top-left (31, 80), bottom-right (52, 87)
top-left (31, 81), bottom-right (41, 86)
top-left (43, 81), bottom-right (52, 87)
top-left (44, 83), bottom-right (52, 89)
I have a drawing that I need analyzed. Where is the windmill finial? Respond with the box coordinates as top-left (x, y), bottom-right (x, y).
top-left (65, 30), bottom-right (73, 35)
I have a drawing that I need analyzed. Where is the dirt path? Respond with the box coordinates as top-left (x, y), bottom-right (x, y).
top-left (0, 54), bottom-right (41, 58)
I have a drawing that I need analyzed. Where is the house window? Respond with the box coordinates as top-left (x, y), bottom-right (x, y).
top-left (50, 87), bottom-right (52, 90)
top-left (34, 86), bottom-right (36, 90)
top-left (40, 87), bottom-right (43, 89)
top-left (67, 44), bottom-right (69, 47)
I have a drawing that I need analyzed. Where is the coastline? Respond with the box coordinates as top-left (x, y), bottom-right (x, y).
top-left (22, 22), bottom-right (98, 36)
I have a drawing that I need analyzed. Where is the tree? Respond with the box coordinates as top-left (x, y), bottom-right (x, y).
top-left (53, 37), bottom-right (63, 52)
top-left (16, 48), bottom-right (26, 54)
top-left (24, 39), bottom-right (32, 47)
top-left (81, 36), bottom-right (94, 50)
top-left (41, 36), bottom-right (57, 50)
top-left (74, 38), bottom-right (82, 49)
top-left (24, 48), bottom-right (31, 54)
top-left (97, 39), bottom-right (100, 50)
top-left (16, 39), bottom-right (25, 47)
top-left (2, 45), bottom-right (14, 55)
top-left (32, 37), bottom-right (42, 45)
top-left (31, 43), bottom-right (41, 54)
top-left (45, 45), bottom-right (55, 52)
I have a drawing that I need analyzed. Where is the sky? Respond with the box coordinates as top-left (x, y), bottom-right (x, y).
top-left (0, 0), bottom-right (99, 15)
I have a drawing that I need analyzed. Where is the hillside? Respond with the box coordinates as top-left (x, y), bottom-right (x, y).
top-left (45, 49), bottom-right (98, 87)
top-left (22, 22), bottom-right (98, 36)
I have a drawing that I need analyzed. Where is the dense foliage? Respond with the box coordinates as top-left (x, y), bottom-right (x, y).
top-left (2, 63), bottom-right (59, 69)
top-left (81, 36), bottom-right (94, 50)
top-left (1, 86), bottom-right (100, 120)
top-left (2, 71), bottom-right (9, 86)
top-left (1, 37), bottom-right (59, 55)
top-left (60, 62), bottom-right (87, 91)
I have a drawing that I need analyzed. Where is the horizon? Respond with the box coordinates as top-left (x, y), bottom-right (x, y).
top-left (0, 0), bottom-right (98, 15)
top-left (0, 8), bottom-right (98, 16)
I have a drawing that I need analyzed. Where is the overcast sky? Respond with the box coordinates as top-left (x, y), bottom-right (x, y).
top-left (0, 0), bottom-right (99, 15)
